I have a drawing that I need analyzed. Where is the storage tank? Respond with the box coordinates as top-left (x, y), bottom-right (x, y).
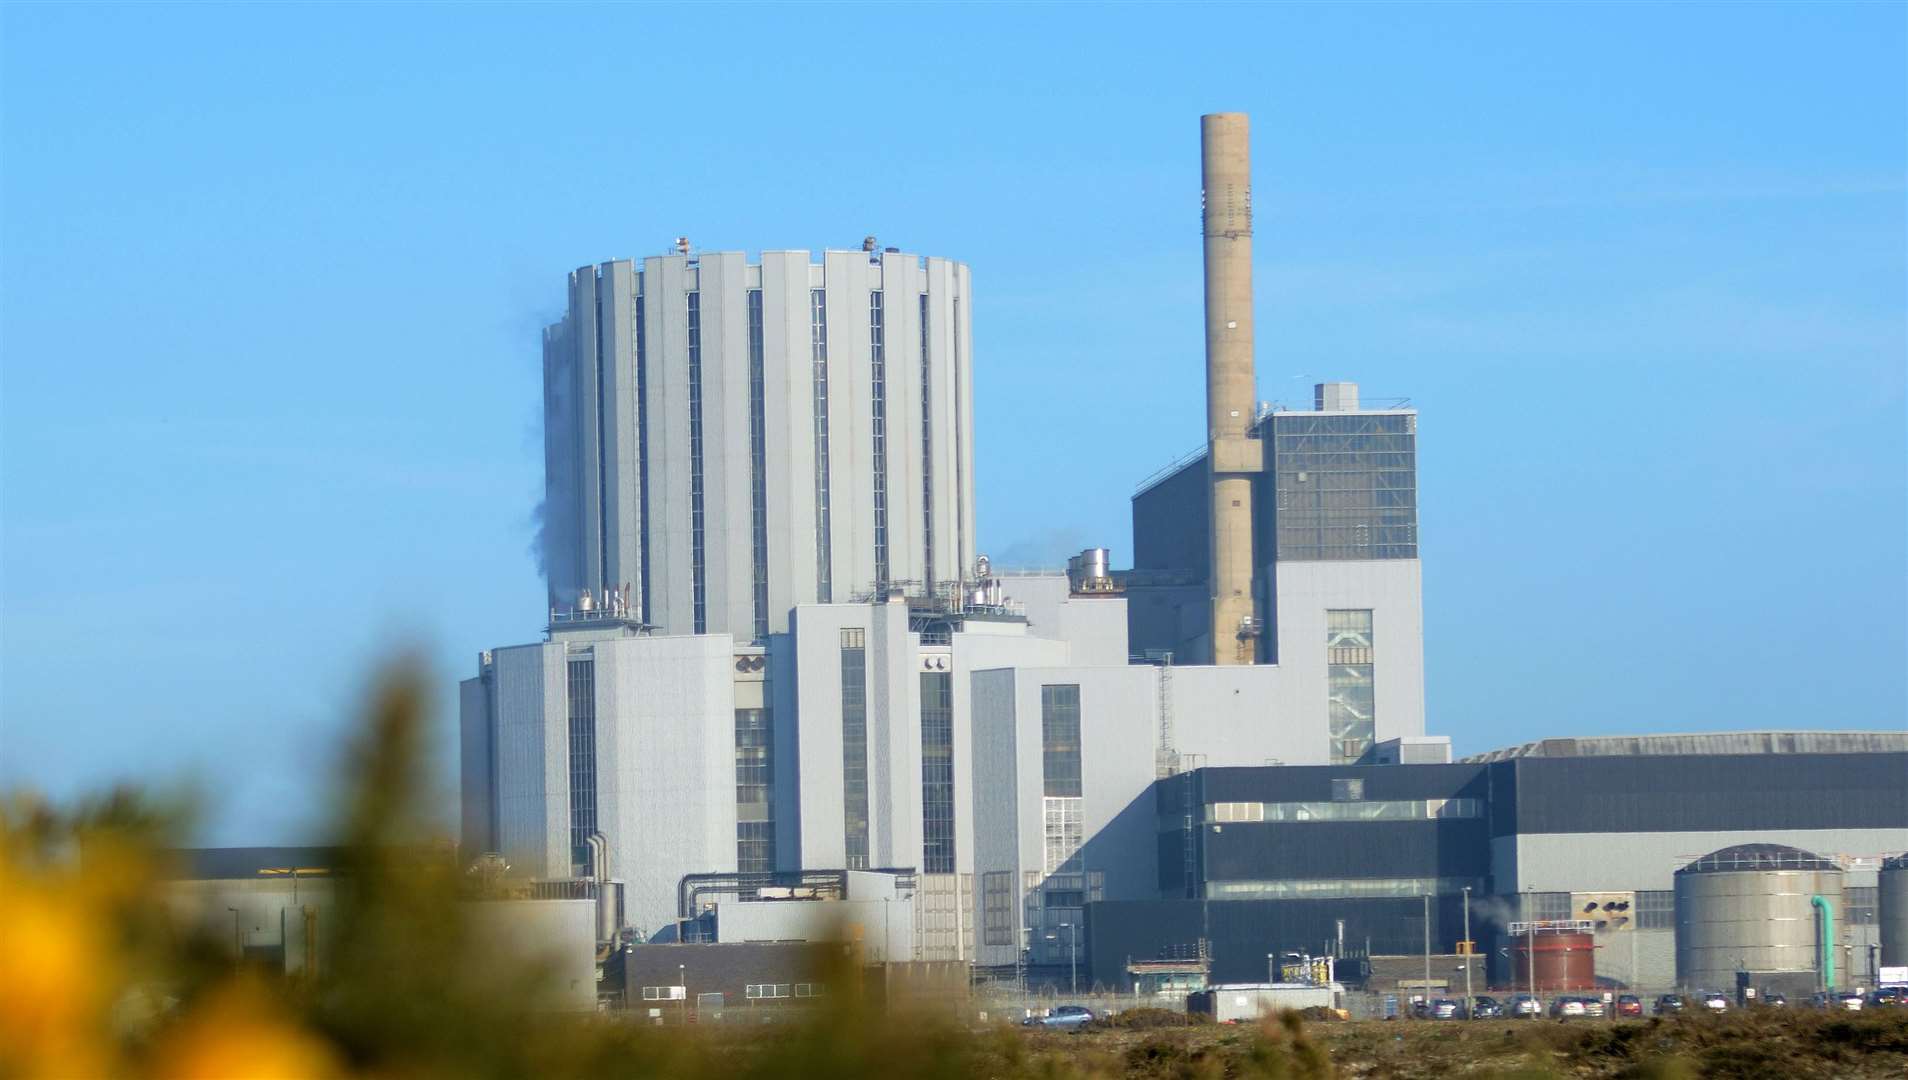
top-left (1508, 929), bottom-right (1596, 991)
top-left (1881, 853), bottom-right (1908, 968)
top-left (1675, 843), bottom-right (1844, 991)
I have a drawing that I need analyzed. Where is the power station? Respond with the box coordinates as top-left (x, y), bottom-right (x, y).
top-left (457, 113), bottom-right (1908, 1004)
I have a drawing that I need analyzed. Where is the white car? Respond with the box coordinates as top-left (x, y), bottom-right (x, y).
top-left (1549, 997), bottom-right (1586, 1019)
top-left (1701, 992), bottom-right (1728, 1012)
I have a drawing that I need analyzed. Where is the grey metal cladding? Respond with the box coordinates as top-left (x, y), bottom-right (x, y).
top-left (1132, 459), bottom-right (1210, 573)
top-left (1200, 819), bottom-right (1492, 882)
top-left (1086, 896), bottom-right (1468, 983)
top-left (1498, 754), bottom-right (1908, 835)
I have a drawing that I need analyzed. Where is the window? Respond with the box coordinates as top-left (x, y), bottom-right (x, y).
top-left (1331, 778), bottom-right (1365, 802)
top-left (1208, 877), bottom-right (1479, 901)
top-left (1525, 892), bottom-right (1574, 922)
top-left (1044, 890), bottom-right (1085, 909)
top-left (919, 292), bottom-right (934, 587)
top-left (735, 707), bottom-right (774, 873)
top-left (1846, 886), bottom-right (1877, 926)
top-left (920, 671), bottom-right (955, 873)
top-left (744, 984), bottom-right (789, 1000)
top-left (566, 658), bottom-right (597, 869)
top-left (1327, 610), bottom-right (1375, 764)
top-left (982, 870), bottom-right (1015, 946)
top-left (952, 296), bottom-right (966, 577)
top-left (1270, 411), bottom-right (1417, 561)
top-left (641, 985), bottom-right (685, 1001)
top-left (1040, 685), bottom-right (1082, 798)
top-left (869, 290), bottom-right (888, 586)
top-left (634, 288), bottom-right (651, 622)
top-left (1203, 798), bottom-right (1482, 824)
top-left (810, 289), bottom-right (832, 602)
top-left (793, 983), bottom-right (821, 998)
top-left (687, 291), bottom-right (707, 633)
top-left (1635, 890), bottom-right (1674, 931)
top-left (1041, 684), bottom-right (1084, 875)
top-left (840, 629), bottom-right (869, 869)
top-left (747, 289), bottom-right (769, 641)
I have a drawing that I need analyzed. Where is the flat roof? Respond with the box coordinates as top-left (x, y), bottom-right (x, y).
top-left (1460, 731), bottom-right (1908, 763)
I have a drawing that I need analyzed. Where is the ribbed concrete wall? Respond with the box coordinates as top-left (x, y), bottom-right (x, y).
top-left (544, 251), bottom-right (976, 641)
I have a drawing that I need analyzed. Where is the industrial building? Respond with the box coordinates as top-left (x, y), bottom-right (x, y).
top-left (1083, 734), bottom-right (1908, 991)
top-left (458, 110), bottom-right (1907, 1005)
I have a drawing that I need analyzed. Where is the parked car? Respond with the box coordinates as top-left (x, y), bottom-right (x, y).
top-left (1549, 997), bottom-right (1586, 1019)
top-left (1867, 987), bottom-right (1905, 1008)
top-left (1835, 992), bottom-right (1865, 1011)
top-left (1023, 1005), bottom-right (1095, 1030)
top-left (1652, 994), bottom-right (1685, 1015)
top-left (1510, 995), bottom-right (1543, 1019)
top-left (1469, 996), bottom-right (1504, 1019)
top-left (1700, 991), bottom-right (1729, 1013)
top-left (1616, 994), bottom-right (1643, 1018)
top-left (1760, 992), bottom-right (1787, 1008)
top-left (1578, 997), bottom-right (1606, 1018)
top-left (1426, 998), bottom-right (1462, 1020)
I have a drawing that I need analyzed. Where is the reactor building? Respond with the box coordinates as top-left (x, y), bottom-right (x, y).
top-left (461, 113), bottom-right (1905, 994)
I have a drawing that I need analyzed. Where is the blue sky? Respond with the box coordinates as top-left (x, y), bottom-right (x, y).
top-left (3, 3), bottom-right (1903, 843)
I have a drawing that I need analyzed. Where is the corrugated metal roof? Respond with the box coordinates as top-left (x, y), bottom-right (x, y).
top-left (1460, 730), bottom-right (1908, 763)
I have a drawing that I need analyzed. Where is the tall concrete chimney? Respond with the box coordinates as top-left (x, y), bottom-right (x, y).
top-left (1201, 112), bottom-right (1263, 664)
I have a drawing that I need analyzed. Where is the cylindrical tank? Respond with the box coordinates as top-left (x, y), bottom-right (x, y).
top-left (1880, 853), bottom-right (1908, 968)
top-left (1675, 843), bottom-right (1844, 990)
top-left (1509, 930), bottom-right (1596, 991)
top-left (1081, 547), bottom-right (1110, 583)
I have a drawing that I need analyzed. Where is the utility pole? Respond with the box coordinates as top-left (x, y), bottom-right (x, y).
top-left (1526, 885), bottom-right (1537, 1003)
top-left (1462, 885), bottom-right (1474, 1008)
top-left (1422, 893), bottom-right (1431, 1010)
top-left (1066, 922), bottom-right (1078, 996)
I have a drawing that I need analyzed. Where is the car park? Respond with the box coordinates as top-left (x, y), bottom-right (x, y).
top-left (1510, 995), bottom-right (1543, 1019)
top-left (1653, 994), bottom-right (1685, 1015)
top-left (1023, 1005), bottom-right (1094, 1030)
top-left (1616, 994), bottom-right (1642, 1018)
top-left (1469, 996), bottom-right (1504, 1019)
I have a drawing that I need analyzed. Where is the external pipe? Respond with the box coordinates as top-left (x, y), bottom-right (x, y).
top-left (1813, 894), bottom-right (1835, 989)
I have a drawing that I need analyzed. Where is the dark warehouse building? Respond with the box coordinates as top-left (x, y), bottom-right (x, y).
top-left (1087, 735), bottom-right (1908, 990)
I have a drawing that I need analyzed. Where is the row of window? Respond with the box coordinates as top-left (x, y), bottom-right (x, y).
top-left (920, 671), bottom-right (955, 874)
top-left (1326, 610), bottom-right (1375, 764)
top-left (809, 289), bottom-right (833, 602)
top-left (566, 659), bottom-right (598, 869)
top-left (686, 293), bottom-right (707, 632)
top-left (840, 630), bottom-right (870, 869)
top-left (918, 292), bottom-right (935, 588)
top-left (735, 708), bottom-right (774, 873)
top-left (869, 291), bottom-right (889, 586)
top-left (744, 983), bottom-right (822, 1000)
top-left (746, 292), bottom-right (769, 642)
top-left (1208, 876), bottom-right (1480, 901)
top-left (1204, 797), bottom-right (1484, 824)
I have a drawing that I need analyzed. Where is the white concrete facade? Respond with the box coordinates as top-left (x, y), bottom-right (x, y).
top-left (541, 250), bottom-right (977, 642)
top-left (461, 631), bottom-right (739, 939)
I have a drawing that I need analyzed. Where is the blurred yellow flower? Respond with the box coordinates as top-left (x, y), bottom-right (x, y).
top-left (149, 982), bottom-right (341, 1080)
